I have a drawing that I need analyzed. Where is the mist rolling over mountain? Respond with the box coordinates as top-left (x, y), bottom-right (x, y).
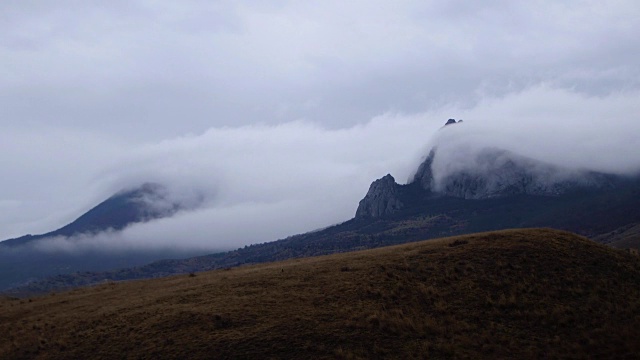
top-left (0, 183), bottom-right (213, 290)
top-left (4, 117), bottom-right (640, 294)
top-left (2, 0), bottom-right (640, 255)
top-left (3, 108), bottom-right (640, 292)
top-left (3, 2), bottom-right (640, 356)
top-left (412, 121), bottom-right (625, 199)
top-left (1, 183), bottom-right (204, 248)
top-left (3, 89), bottom-right (640, 256)
top-left (1, 0), bottom-right (640, 292)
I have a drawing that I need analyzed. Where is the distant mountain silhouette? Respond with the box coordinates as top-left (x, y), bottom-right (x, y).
top-left (0, 183), bottom-right (209, 291)
top-left (0, 183), bottom-right (193, 247)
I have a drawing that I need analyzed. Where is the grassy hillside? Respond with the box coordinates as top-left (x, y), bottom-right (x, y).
top-left (595, 223), bottom-right (640, 249)
top-left (1, 229), bottom-right (639, 359)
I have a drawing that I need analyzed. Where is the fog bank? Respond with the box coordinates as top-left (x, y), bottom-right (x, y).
top-left (1, 86), bottom-right (639, 252)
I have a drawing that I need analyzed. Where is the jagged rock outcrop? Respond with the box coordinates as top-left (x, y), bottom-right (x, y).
top-left (355, 174), bottom-right (404, 218)
top-left (356, 119), bottom-right (623, 218)
top-left (412, 149), bottom-right (436, 191)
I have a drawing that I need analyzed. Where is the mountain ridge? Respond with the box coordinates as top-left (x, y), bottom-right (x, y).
top-left (7, 179), bottom-right (640, 296)
top-left (356, 120), bottom-right (628, 218)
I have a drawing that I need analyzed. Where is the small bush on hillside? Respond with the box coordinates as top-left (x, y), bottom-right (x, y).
top-left (449, 239), bottom-right (468, 247)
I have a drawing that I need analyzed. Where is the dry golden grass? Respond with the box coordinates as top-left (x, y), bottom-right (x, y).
top-left (597, 223), bottom-right (640, 249)
top-left (1, 228), bottom-right (639, 359)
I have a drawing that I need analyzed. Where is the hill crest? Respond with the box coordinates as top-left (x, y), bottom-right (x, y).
top-left (1, 228), bottom-right (638, 359)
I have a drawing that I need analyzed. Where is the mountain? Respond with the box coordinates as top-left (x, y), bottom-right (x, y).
top-left (1, 229), bottom-right (639, 359)
top-left (0, 183), bottom-right (208, 291)
top-left (1, 183), bottom-right (194, 248)
top-left (353, 120), bottom-right (640, 244)
top-left (357, 148), bottom-right (622, 218)
top-left (3, 119), bottom-right (640, 294)
top-left (9, 173), bottom-right (640, 296)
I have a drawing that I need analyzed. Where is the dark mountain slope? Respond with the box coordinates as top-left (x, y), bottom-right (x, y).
top-left (1, 183), bottom-right (190, 248)
top-left (595, 223), bottom-right (640, 249)
top-left (8, 178), bottom-right (640, 296)
top-left (357, 146), bottom-right (627, 219)
top-left (0, 183), bottom-right (208, 291)
top-left (1, 229), bottom-right (639, 359)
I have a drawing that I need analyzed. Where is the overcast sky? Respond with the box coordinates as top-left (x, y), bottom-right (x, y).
top-left (1, 1), bottom-right (639, 249)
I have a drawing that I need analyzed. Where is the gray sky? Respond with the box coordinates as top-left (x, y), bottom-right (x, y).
top-left (1, 0), bottom-right (640, 249)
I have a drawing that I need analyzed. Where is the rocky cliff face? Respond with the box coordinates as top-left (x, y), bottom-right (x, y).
top-left (355, 174), bottom-right (404, 218)
top-left (412, 149), bottom-right (436, 191)
top-left (356, 119), bottom-right (621, 218)
top-left (413, 147), bottom-right (617, 199)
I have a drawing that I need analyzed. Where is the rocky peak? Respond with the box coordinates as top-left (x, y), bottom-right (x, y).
top-left (411, 149), bottom-right (436, 191)
top-left (411, 146), bottom-right (618, 199)
top-left (355, 117), bottom-right (622, 219)
top-left (355, 174), bottom-right (404, 218)
top-left (444, 119), bottom-right (463, 126)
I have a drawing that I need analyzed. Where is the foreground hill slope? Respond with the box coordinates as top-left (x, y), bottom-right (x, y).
top-left (1, 229), bottom-right (639, 359)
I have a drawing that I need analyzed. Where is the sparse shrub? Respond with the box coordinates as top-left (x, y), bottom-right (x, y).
top-left (213, 314), bottom-right (232, 329)
top-left (449, 239), bottom-right (468, 247)
top-left (188, 272), bottom-right (197, 277)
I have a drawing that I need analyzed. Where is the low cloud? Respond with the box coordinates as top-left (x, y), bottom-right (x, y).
top-left (2, 1), bottom-right (639, 139)
top-left (424, 85), bottom-right (640, 185)
top-left (0, 114), bottom-right (444, 247)
top-left (1, 85), bottom-right (640, 253)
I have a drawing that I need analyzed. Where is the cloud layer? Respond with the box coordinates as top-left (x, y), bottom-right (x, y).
top-left (0, 113), bottom-right (443, 245)
top-left (428, 85), bottom-right (640, 182)
top-left (2, 1), bottom-right (639, 140)
top-left (1, 1), bottom-right (639, 252)
top-left (3, 86), bottom-right (640, 252)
